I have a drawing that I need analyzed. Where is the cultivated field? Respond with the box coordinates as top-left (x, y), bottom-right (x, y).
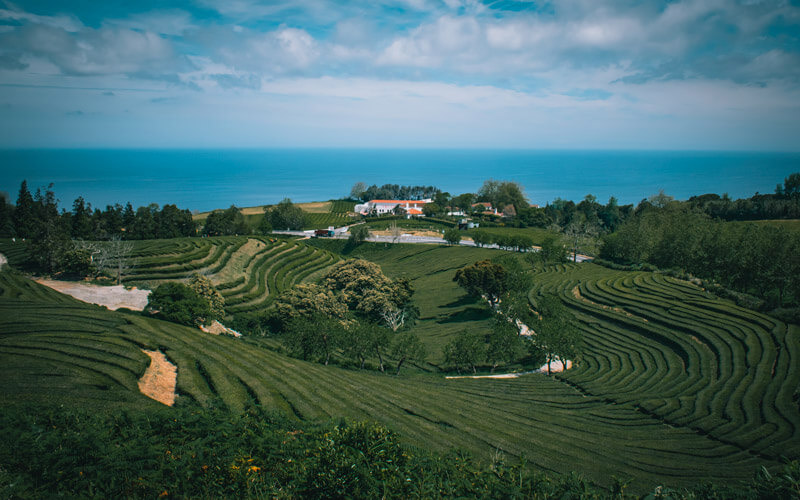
top-left (1, 238), bottom-right (798, 491)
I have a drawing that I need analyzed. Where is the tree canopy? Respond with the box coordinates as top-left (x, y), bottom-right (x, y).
top-left (268, 198), bottom-right (305, 230)
top-left (453, 259), bottom-right (509, 307)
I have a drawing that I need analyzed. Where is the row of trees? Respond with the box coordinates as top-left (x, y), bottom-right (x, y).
top-left (1, 181), bottom-right (196, 241)
top-left (350, 183), bottom-right (440, 202)
top-left (448, 258), bottom-right (582, 374)
top-left (601, 201), bottom-right (800, 311)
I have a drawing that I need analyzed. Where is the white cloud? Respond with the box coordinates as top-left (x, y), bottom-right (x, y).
top-left (0, 6), bottom-right (82, 32)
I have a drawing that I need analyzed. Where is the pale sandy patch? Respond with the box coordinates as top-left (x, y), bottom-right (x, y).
top-left (34, 278), bottom-right (150, 310)
top-left (138, 349), bottom-right (177, 406)
top-left (296, 201), bottom-right (332, 213)
top-left (0, 253), bottom-right (7, 270)
top-left (445, 360), bottom-right (572, 379)
top-left (201, 320), bottom-right (242, 337)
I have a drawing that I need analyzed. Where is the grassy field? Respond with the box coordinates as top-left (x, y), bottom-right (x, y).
top-left (2, 236), bottom-right (799, 491)
top-left (193, 200), bottom-right (357, 231)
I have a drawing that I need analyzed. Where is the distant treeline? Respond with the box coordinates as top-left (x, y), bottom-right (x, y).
top-left (350, 183), bottom-right (440, 201)
top-left (0, 181), bottom-right (196, 241)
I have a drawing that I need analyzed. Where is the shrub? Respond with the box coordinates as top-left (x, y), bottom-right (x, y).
top-left (146, 282), bottom-right (212, 327)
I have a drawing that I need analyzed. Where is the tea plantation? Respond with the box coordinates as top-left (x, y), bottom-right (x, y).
top-left (1, 238), bottom-right (799, 495)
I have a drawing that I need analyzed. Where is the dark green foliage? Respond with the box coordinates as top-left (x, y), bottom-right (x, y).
top-left (444, 331), bottom-right (485, 374)
top-left (348, 223), bottom-right (370, 245)
top-left (538, 234), bottom-right (568, 264)
top-left (13, 180), bottom-right (35, 238)
top-left (487, 318), bottom-right (525, 372)
top-left (477, 179), bottom-right (527, 212)
top-left (453, 259), bottom-right (508, 306)
top-left (9, 405), bottom-right (791, 499)
top-left (203, 205), bottom-right (249, 236)
top-left (146, 282), bottom-right (212, 327)
top-left (531, 293), bottom-right (582, 375)
top-left (269, 198), bottom-right (305, 230)
top-left (443, 227), bottom-right (461, 245)
top-left (391, 332), bottom-right (426, 375)
top-left (282, 316), bottom-right (346, 365)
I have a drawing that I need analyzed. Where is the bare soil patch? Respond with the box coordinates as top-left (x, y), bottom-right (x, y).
top-left (138, 349), bottom-right (177, 406)
top-left (34, 278), bottom-right (150, 310)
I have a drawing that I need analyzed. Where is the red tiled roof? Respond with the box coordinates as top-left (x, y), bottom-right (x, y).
top-left (369, 200), bottom-right (430, 204)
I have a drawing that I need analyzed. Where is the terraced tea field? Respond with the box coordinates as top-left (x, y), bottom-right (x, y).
top-left (531, 263), bottom-right (800, 461)
top-left (123, 237), bottom-right (339, 314)
top-left (1, 240), bottom-right (799, 491)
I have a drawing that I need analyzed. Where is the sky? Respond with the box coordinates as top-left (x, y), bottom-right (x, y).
top-left (0, 0), bottom-right (799, 150)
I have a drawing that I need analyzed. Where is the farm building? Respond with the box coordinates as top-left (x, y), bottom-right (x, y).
top-left (354, 199), bottom-right (432, 217)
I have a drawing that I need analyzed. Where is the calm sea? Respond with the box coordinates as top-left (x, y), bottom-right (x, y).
top-left (0, 149), bottom-right (798, 212)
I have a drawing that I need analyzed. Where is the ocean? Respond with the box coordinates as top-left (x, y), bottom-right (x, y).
top-left (1, 149), bottom-right (798, 213)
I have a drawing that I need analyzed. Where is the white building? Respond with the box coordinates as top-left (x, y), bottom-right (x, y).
top-left (354, 199), bottom-right (432, 217)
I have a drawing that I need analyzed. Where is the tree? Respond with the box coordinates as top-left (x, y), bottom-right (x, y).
top-left (487, 319), bottom-right (524, 372)
top-left (350, 182), bottom-right (367, 201)
top-left (444, 332), bottom-right (485, 374)
top-left (187, 273), bottom-right (225, 320)
top-left (13, 180), bottom-right (35, 238)
top-left (283, 316), bottom-right (345, 365)
top-left (348, 224), bottom-right (370, 245)
top-left (453, 260), bottom-right (508, 308)
top-left (392, 332), bottom-right (426, 375)
top-left (102, 236), bottom-right (135, 284)
top-left (537, 235), bottom-right (567, 265)
top-left (443, 227), bottom-right (461, 245)
top-left (471, 230), bottom-right (492, 247)
top-left (257, 214), bottom-right (273, 235)
top-left (422, 203), bottom-right (441, 218)
top-left (71, 196), bottom-right (93, 239)
top-left (322, 259), bottom-right (414, 323)
top-left (274, 283), bottom-right (350, 329)
top-left (146, 282), bottom-right (212, 327)
top-left (389, 220), bottom-right (402, 244)
top-left (0, 191), bottom-right (14, 237)
top-left (204, 206), bottom-right (248, 236)
top-left (341, 321), bottom-right (380, 369)
top-left (478, 180), bottom-right (527, 212)
top-left (531, 294), bottom-right (581, 375)
top-left (269, 198), bottom-right (305, 230)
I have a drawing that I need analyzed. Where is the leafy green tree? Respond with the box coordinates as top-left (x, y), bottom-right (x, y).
top-left (341, 321), bottom-right (378, 369)
top-left (273, 283), bottom-right (350, 329)
top-left (348, 224), bottom-right (370, 245)
top-left (187, 273), bottom-right (225, 320)
top-left (444, 332), bottom-right (485, 374)
top-left (322, 259), bottom-right (414, 323)
top-left (487, 319), bottom-right (524, 372)
top-left (422, 202), bottom-right (441, 217)
top-left (204, 206), bottom-right (248, 236)
top-left (257, 213), bottom-right (273, 235)
top-left (443, 227), bottom-right (461, 245)
top-left (283, 316), bottom-right (345, 365)
top-left (471, 230), bottom-right (491, 247)
top-left (453, 260), bottom-right (508, 307)
top-left (538, 235), bottom-right (568, 265)
top-left (478, 180), bottom-right (527, 212)
top-left (269, 198), bottom-right (305, 230)
top-left (451, 193), bottom-right (475, 213)
top-left (350, 182), bottom-right (367, 201)
top-left (532, 294), bottom-right (581, 375)
top-left (146, 282), bottom-right (212, 327)
top-left (392, 332), bottom-right (426, 375)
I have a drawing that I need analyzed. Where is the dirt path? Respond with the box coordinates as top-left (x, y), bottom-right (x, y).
top-left (34, 278), bottom-right (150, 310)
top-left (138, 349), bottom-right (177, 406)
top-left (0, 253), bottom-right (7, 270)
top-left (445, 359), bottom-right (572, 379)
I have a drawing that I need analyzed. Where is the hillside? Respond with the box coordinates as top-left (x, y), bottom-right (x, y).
top-left (2, 238), bottom-right (800, 494)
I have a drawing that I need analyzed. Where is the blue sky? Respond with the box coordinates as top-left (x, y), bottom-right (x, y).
top-left (0, 0), bottom-right (799, 150)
